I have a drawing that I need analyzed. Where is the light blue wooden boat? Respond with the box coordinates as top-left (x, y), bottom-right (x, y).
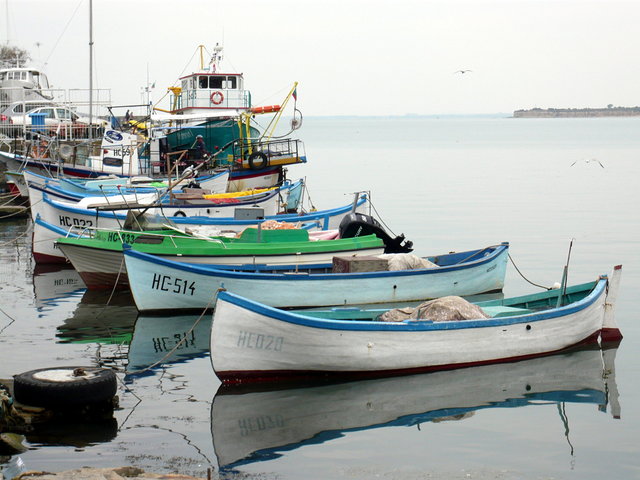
top-left (123, 243), bottom-right (509, 312)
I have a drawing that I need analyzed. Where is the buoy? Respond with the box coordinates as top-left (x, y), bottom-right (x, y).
top-left (250, 105), bottom-right (281, 114)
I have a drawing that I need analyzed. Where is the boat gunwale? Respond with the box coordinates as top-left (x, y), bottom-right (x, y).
top-left (39, 186), bottom-right (369, 225)
top-left (55, 235), bottom-right (386, 258)
top-left (214, 276), bottom-right (607, 332)
top-left (37, 182), bottom-right (285, 212)
top-left (122, 242), bottom-right (509, 280)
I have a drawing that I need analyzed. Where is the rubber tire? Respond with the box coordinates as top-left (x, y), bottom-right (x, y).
top-left (13, 367), bottom-right (117, 408)
top-left (173, 210), bottom-right (187, 217)
top-left (248, 151), bottom-right (268, 170)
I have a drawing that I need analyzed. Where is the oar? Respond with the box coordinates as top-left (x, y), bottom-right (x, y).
top-left (556, 239), bottom-right (574, 308)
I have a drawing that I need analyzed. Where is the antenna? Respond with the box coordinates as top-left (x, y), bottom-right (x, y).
top-left (5, 0), bottom-right (9, 46)
top-left (208, 43), bottom-right (223, 72)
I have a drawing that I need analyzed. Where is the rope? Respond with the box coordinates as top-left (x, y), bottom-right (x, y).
top-left (0, 306), bottom-right (17, 335)
top-left (557, 402), bottom-right (575, 457)
top-left (125, 292), bottom-right (218, 375)
top-left (0, 206), bottom-right (29, 221)
top-left (302, 177), bottom-right (316, 212)
top-left (367, 193), bottom-right (397, 236)
top-left (508, 253), bottom-right (551, 290)
top-left (127, 288), bottom-right (223, 375)
top-left (0, 192), bottom-right (20, 201)
top-left (0, 219), bottom-right (33, 247)
top-left (101, 256), bottom-right (126, 313)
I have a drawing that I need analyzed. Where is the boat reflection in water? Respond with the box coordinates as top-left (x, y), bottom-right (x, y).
top-left (210, 344), bottom-right (621, 470)
top-left (32, 264), bottom-right (85, 310)
top-left (55, 288), bottom-right (138, 370)
top-left (54, 299), bottom-right (211, 375)
top-left (126, 313), bottom-right (212, 375)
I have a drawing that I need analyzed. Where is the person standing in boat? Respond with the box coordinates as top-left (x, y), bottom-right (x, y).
top-left (195, 134), bottom-right (210, 160)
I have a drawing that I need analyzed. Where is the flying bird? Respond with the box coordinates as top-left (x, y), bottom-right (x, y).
top-left (454, 69), bottom-right (472, 74)
top-left (570, 158), bottom-right (605, 168)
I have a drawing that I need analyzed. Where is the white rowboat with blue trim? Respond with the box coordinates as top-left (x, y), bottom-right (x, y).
top-left (209, 265), bottom-right (622, 384)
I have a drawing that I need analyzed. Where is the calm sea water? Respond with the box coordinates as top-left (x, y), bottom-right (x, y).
top-left (1, 116), bottom-right (639, 479)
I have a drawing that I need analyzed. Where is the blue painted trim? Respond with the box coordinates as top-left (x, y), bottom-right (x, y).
top-left (34, 214), bottom-right (81, 238)
top-left (124, 243), bottom-right (507, 281)
top-left (217, 275), bottom-right (606, 332)
top-left (218, 385), bottom-right (604, 470)
top-left (44, 188), bottom-right (368, 226)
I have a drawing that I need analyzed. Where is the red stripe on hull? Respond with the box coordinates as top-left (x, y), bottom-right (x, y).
top-left (600, 327), bottom-right (623, 344)
top-left (216, 332), bottom-right (603, 386)
top-left (32, 251), bottom-right (69, 264)
top-left (77, 271), bottom-right (130, 290)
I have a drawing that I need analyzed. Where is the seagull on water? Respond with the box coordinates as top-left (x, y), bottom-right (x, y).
top-left (454, 69), bottom-right (472, 74)
top-left (570, 158), bottom-right (605, 168)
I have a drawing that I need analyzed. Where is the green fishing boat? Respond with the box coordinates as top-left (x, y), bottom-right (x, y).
top-left (54, 222), bottom-right (387, 290)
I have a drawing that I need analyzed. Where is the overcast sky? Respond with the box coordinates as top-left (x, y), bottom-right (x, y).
top-left (3, 0), bottom-right (639, 116)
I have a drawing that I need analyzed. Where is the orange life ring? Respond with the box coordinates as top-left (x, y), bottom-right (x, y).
top-left (210, 91), bottom-right (224, 105)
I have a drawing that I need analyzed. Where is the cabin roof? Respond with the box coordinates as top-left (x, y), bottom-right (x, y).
top-left (0, 67), bottom-right (45, 73)
top-left (179, 72), bottom-right (243, 81)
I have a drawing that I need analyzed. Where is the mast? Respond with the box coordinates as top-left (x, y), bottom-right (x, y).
top-left (5, 0), bottom-right (9, 45)
top-left (88, 0), bottom-right (93, 142)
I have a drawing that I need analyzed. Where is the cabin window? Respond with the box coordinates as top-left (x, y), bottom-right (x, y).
top-left (133, 236), bottom-right (165, 244)
top-left (13, 104), bottom-right (24, 113)
top-left (40, 108), bottom-right (54, 118)
top-left (181, 79), bottom-right (188, 91)
top-left (226, 76), bottom-right (237, 89)
top-left (209, 76), bottom-right (223, 89)
top-left (199, 76), bottom-right (208, 88)
top-left (33, 72), bottom-right (48, 89)
top-left (57, 108), bottom-right (72, 120)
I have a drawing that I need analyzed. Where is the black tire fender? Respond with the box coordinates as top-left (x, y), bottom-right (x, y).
top-left (13, 367), bottom-right (117, 408)
top-left (173, 210), bottom-right (187, 217)
top-left (248, 151), bottom-right (268, 170)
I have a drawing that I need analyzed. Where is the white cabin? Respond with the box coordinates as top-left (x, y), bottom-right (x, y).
top-left (169, 45), bottom-right (251, 116)
top-left (0, 67), bottom-right (53, 106)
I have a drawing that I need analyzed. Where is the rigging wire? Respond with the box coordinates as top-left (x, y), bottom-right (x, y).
top-left (44, 0), bottom-right (84, 67)
top-left (153, 45), bottom-right (201, 110)
top-left (367, 192), bottom-right (398, 235)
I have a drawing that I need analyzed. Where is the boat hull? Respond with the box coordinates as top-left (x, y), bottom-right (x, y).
top-left (123, 244), bottom-right (509, 312)
top-left (59, 239), bottom-right (385, 290)
top-left (210, 274), bottom-right (613, 384)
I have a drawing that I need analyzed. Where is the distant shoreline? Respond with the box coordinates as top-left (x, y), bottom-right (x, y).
top-left (513, 107), bottom-right (640, 118)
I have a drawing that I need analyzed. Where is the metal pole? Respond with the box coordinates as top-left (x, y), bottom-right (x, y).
top-left (88, 0), bottom-right (93, 143)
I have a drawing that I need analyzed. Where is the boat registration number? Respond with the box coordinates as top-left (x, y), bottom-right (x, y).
top-left (58, 215), bottom-right (93, 228)
top-left (151, 273), bottom-right (196, 296)
top-left (237, 330), bottom-right (284, 351)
